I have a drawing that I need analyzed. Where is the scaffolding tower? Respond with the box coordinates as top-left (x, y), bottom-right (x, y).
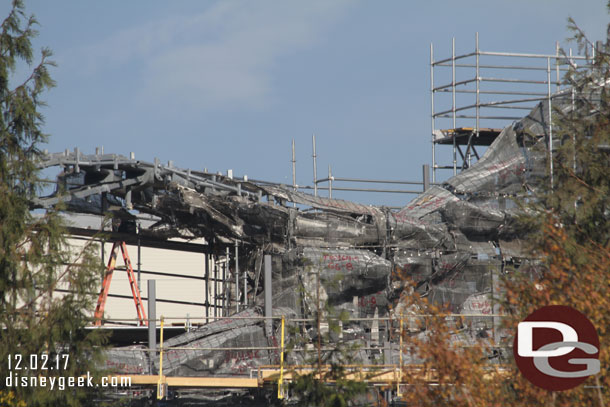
top-left (430, 33), bottom-right (591, 182)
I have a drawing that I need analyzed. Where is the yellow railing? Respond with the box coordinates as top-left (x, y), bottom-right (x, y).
top-left (104, 313), bottom-right (508, 399)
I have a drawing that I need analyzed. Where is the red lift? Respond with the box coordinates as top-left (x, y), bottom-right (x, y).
top-left (94, 241), bottom-right (148, 326)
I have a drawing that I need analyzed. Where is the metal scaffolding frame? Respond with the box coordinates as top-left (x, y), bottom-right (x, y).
top-left (430, 33), bottom-right (591, 182)
top-left (286, 136), bottom-right (434, 207)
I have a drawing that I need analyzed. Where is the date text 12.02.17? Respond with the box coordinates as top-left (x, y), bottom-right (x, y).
top-left (7, 354), bottom-right (69, 371)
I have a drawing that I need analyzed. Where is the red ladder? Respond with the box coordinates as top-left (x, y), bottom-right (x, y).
top-left (94, 241), bottom-right (148, 326)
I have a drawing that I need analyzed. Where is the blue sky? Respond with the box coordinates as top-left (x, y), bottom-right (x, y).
top-left (8, 1), bottom-right (609, 206)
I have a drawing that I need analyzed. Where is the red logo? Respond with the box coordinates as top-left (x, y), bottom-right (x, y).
top-left (513, 305), bottom-right (600, 391)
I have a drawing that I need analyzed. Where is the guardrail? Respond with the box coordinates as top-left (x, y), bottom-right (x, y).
top-left (102, 312), bottom-right (508, 400)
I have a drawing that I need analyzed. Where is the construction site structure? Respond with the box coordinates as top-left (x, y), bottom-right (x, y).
top-left (31, 37), bottom-right (600, 405)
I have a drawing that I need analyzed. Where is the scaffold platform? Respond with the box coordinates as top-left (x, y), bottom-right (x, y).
top-left (434, 127), bottom-right (503, 146)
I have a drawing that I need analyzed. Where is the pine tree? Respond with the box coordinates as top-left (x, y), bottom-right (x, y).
top-left (0, 1), bottom-right (106, 405)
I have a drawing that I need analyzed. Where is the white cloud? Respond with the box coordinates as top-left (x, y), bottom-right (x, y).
top-left (70, 0), bottom-right (353, 111)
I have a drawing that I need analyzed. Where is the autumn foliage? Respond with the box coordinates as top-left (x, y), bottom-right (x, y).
top-left (399, 7), bottom-right (610, 406)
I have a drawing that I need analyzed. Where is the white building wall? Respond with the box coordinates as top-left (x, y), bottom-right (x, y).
top-left (66, 235), bottom-right (221, 327)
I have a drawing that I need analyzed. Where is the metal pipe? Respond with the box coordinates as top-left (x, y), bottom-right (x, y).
top-left (157, 316), bottom-right (165, 400)
top-left (423, 164), bottom-right (430, 192)
top-left (264, 255), bottom-right (272, 337)
top-left (435, 62), bottom-right (574, 71)
top-left (316, 266), bottom-right (322, 371)
top-left (491, 267), bottom-right (495, 344)
top-left (328, 165), bottom-right (333, 199)
top-left (475, 32), bottom-right (480, 167)
top-left (437, 89), bottom-right (550, 96)
top-left (147, 280), bottom-right (156, 374)
top-left (137, 223), bottom-right (141, 288)
top-left (205, 252), bottom-right (210, 324)
top-left (235, 241), bottom-right (239, 313)
top-left (324, 177), bottom-right (427, 185)
top-left (452, 37), bottom-right (457, 175)
top-left (100, 239), bottom-right (105, 284)
top-left (292, 139), bottom-right (296, 191)
top-left (314, 186), bottom-right (422, 194)
top-left (432, 51), bottom-right (477, 65)
top-left (74, 147), bottom-right (80, 173)
top-left (278, 315), bottom-right (285, 399)
top-left (430, 42), bottom-right (436, 183)
top-left (214, 256), bottom-right (218, 319)
top-left (312, 134), bottom-right (318, 197)
top-left (571, 48), bottom-right (576, 173)
top-left (225, 247), bottom-right (229, 316)
top-left (555, 42), bottom-right (560, 92)
top-left (436, 114), bottom-right (525, 120)
top-left (547, 57), bottom-right (553, 188)
top-left (481, 105), bottom-right (537, 110)
top-left (243, 270), bottom-right (248, 307)
top-left (434, 96), bottom-right (544, 117)
top-left (478, 77), bottom-right (550, 84)
top-left (479, 50), bottom-right (588, 59)
top-left (303, 186), bottom-right (422, 194)
top-left (433, 78), bottom-right (477, 93)
top-left (291, 139), bottom-right (296, 208)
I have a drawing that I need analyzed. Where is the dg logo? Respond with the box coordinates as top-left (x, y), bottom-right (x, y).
top-left (514, 305), bottom-right (600, 391)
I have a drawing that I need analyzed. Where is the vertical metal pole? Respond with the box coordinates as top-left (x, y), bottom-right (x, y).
top-left (225, 247), bottom-right (229, 316)
top-left (570, 48), bottom-right (576, 173)
top-left (452, 37), bottom-right (457, 176)
top-left (311, 134), bottom-right (318, 196)
top-left (316, 267), bottom-right (322, 372)
top-left (328, 165), bottom-right (333, 199)
top-left (205, 252), bottom-right (210, 323)
top-left (398, 316), bottom-right (404, 396)
top-left (312, 134), bottom-right (318, 197)
top-left (157, 316), bottom-right (165, 400)
top-left (100, 193), bottom-right (106, 283)
top-left (137, 223), bottom-right (142, 288)
top-left (278, 315), bottom-right (285, 399)
top-left (264, 255), bottom-right (273, 337)
top-left (490, 265), bottom-right (494, 344)
top-left (292, 139), bottom-right (297, 208)
top-left (423, 164), bottom-right (430, 192)
top-left (147, 280), bottom-right (156, 374)
top-left (291, 139), bottom-right (296, 190)
top-left (547, 57), bottom-right (553, 188)
top-left (100, 240), bottom-right (105, 283)
top-left (555, 42), bottom-right (560, 92)
top-left (243, 270), bottom-right (248, 307)
top-left (474, 32), bottom-right (480, 168)
top-left (74, 147), bottom-right (80, 173)
top-left (235, 241), bottom-right (239, 313)
top-left (214, 256), bottom-right (218, 319)
top-left (221, 260), bottom-right (226, 316)
top-left (430, 42), bottom-right (436, 183)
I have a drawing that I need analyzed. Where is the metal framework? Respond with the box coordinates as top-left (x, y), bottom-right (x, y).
top-left (286, 136), bottom-right (433, 206)
top-left (430, 33), bottom-right (591, 182)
